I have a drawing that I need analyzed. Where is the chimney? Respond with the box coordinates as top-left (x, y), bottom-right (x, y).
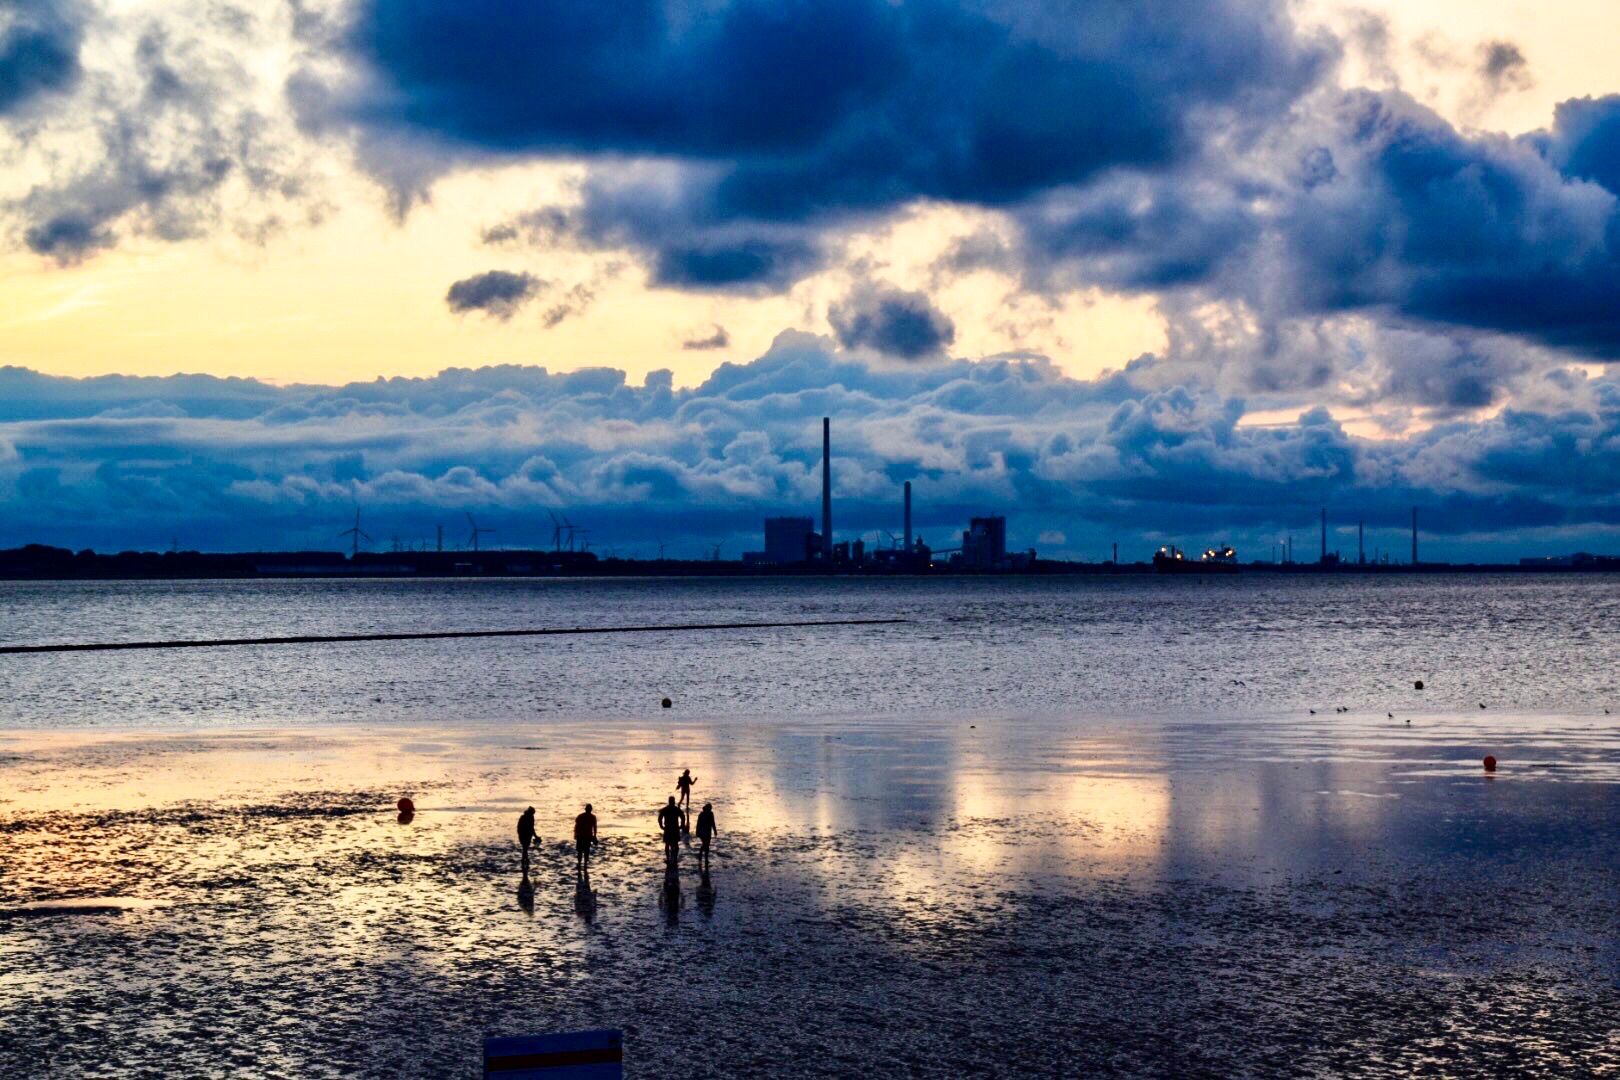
top-left (1358, 520), bottom-right (1364, 565)
top-left (1321, 507), bottom-right (1327, 563)
top-left (903, 480), bottom-right (912, 554)
top-left (1411, 506), bottom-right (1418, 567)
top-left (822, 417), bottom-right (833, 560)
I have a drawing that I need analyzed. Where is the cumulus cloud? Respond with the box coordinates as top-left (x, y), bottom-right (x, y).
top-left (4, 3), bottom-right (323, 264)
top-left (829, 283), bottom-right (955, 360)
top-left (445, 270), bottom-right (542, 319)
top-left (1275, 90), bottom-right (1620, 357)
top-left (0, 334), bottom-right (1614, 557)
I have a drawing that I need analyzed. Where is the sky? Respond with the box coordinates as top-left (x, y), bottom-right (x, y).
top-left (0, 0), bottom-right (1617, 560)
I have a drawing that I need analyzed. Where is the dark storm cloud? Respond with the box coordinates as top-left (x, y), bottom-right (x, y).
top-left (445, 270), bottom-right (542, 319)
top-left (0, 0), bottom-right (83, 115)
top-left (1539, 94), bottom-right (1620, 196)
top-left (318, 0), bottom-right (1332, 288)
top-left (313, 0), bottom-right (1620, 366)
top-left (1278, 90), bottom-right (1620, 357)
top-left (1478, 41), bottom-right (1531, 95)
top-left (1, 335), bottom-right (1614, 555)
top-left (682, 325), bottom-right (730, 351)
top-left (829, 283), bottom-right (955, 360)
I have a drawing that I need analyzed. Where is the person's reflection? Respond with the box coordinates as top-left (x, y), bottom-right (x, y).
top-left (659, 861), bottom-right (682, 925)
top-left (517, 871), bottom-right (535, 914)
top-left (573, 868), bottom-right (596, 924)
top-left (695, 869), bottom-right (715, 919)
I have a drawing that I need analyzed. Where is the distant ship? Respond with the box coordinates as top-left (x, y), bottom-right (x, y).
top-left (1153, 544), bottom-right (1240, 574)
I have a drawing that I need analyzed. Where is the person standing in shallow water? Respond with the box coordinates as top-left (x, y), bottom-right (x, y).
top-left (695, 802), bottom-right (717, 871)
top-left (676, 769), bottom-right (696, 815)
top-left (517, 807), bottom-right (537, 874)
top-left (658, 796), bottom-right (685, 864)
top-left (574, 803), bottom-right (597, 872)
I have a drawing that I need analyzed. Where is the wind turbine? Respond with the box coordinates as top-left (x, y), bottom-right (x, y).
top-left (338, 510), bottom-right (371, 558)
top-left (709, 541), bottom-right (724, 561)
top-left (465, 512), bottom-right (494, 552)
top-left (656, 539), bottom-right (668, 561)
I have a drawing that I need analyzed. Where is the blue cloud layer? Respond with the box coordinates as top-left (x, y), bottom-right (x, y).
top-left (2, 338), bottom-right (1615, 559)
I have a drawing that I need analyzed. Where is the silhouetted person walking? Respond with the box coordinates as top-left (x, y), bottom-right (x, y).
top-left (574, 803), bottom-right (598, 871)
top-left (517, 806), bottom-right (537, 874)
top-left (676, 769), bottom-right (697, 813)
top-left (658, 796), bottom-right (685, 865)
top-left (695, 802), bottom-right (717, 870)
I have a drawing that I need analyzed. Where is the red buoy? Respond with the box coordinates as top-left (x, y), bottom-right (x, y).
top-left (1482, 755), bottom-right (1497, 773)
top-left (397, 796), bottom-right (416, 813)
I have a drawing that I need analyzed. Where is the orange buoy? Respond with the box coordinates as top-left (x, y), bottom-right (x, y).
top-left (1482, 755), bottom-right (1497, 773)
top-left (397, 796), bottom-right (415, 813)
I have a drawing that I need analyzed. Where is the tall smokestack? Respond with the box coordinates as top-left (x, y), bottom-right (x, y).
top-left (903, 480), bottom-right (912, 553)
top-left (822, 417), bottom-right (833, 560)
top-left (1411, 506), bottom-right (1418, 567)
top-left (1321, 507), bottom-right (1327, 563)
top-left (1358, 521), bottom-right (1364, 565)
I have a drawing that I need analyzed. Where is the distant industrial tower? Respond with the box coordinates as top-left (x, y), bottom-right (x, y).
top-left (1411, 506), bottom-right (1418, 566)
top-left (903, 480), bottom-right (912, 553)
top-left (821, 417), bottom-right (833, 560)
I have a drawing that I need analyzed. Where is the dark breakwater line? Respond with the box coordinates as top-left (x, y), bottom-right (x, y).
top-left (0, 618), bottom-right (908, 655)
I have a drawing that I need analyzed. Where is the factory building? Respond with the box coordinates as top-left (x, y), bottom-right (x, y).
top-left (744, 516), bottom-right (817, 566)
top-left (961, 516), bottom-right (1007, 570)
top-left (744, 419), bottom-right (1022, 572)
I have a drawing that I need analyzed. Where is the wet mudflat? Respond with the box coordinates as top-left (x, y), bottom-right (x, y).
top-left (2, 710), bottom-right (1618, 1077)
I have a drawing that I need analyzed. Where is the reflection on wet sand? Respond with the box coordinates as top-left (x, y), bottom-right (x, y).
top-left (573, 872), bottom-right (596, 924)
top-left (2, 711), bottom-right (1618, 1075)
top-left (695, 871), bottom-right (716, 919)
top-left (518, 873), bottom-right (535, 914)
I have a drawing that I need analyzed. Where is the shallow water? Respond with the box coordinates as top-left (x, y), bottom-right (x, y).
top-left (1, 574), bottom-right (1617, 728)
top-left (2, 576), bottom-right (1617, 1075)
top-left (2, 713), bottom-right (1617, 1077)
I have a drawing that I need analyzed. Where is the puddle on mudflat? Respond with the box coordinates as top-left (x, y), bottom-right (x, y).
top-left (2, 712), bottom-right (1618, 1076)
top-left (2, 897), bottom-right (172, 917)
